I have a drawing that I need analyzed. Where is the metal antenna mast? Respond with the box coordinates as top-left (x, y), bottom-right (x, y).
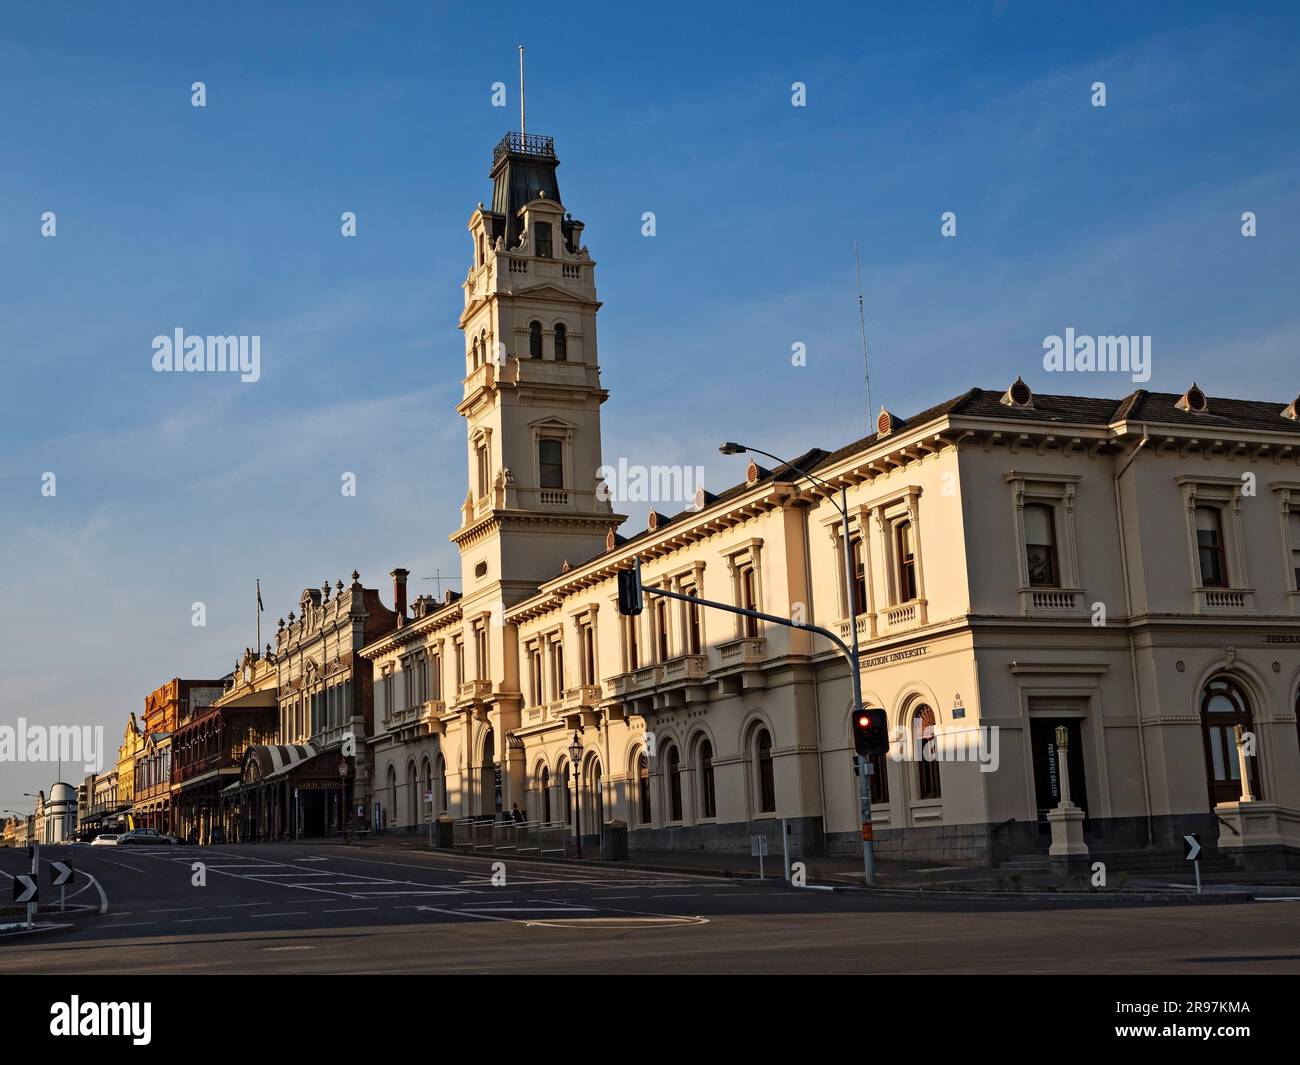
top-left (855, 242), bottom-right (873, 430)
top-left (519, 45), bottom-right (526, 137)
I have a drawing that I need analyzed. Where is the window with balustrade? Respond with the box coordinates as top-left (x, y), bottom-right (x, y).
top-left (538, 438), bottom-right (563, 489)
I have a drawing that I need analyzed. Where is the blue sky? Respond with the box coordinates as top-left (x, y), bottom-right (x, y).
top-left (2, 1), bottom-right (1298, 803)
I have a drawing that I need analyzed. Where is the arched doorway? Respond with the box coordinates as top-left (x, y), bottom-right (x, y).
top-left (583, 756), bottom-right (603, 839)
top-left (1201, 676), bottom-right (1261, 805)
top-left (406, 761), bottom-right (418, 828)
top-left (637, 753), bottom-right (651, 825)
top-left (480, 726), bottom-right (501, 816)
top-left (386, 764), bottom-right (397, 830)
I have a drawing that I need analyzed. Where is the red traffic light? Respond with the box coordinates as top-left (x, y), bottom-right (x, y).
top-left (852, 707), bottom-right (889, 758)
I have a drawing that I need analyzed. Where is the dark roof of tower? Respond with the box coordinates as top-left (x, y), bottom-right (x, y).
top-left (488, 132), bottom-right (562, 248)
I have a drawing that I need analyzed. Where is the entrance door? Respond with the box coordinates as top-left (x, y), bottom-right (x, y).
top-left (1030, 718), bottom-right (1088, 829)
top-left (300, 790), bottom-right (326, 837)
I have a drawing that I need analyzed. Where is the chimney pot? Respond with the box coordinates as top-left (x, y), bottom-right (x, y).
top-left (390, 568), bottom-right (410, 620)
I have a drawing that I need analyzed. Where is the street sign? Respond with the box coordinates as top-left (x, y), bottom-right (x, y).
top-left (1184, 833), bottom-right (1202, 862)
top-left (50, 861), bottom-right (72, 887)
top-left (750, 835), bottom-right (768, 856)
top-left (13, 873), bottom-right (37, 905)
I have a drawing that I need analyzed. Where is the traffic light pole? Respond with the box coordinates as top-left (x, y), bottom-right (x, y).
top-left (638, 555), bottom-right (877, 886)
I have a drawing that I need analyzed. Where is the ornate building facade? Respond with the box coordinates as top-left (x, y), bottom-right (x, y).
top-left (359, 130), bottom-right (1300, 867)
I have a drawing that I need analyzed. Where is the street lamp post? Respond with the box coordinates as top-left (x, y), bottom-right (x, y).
top-left (568, 731), bottom-right (583, 858)
top-left (720, 442), bottom-right (877, 887)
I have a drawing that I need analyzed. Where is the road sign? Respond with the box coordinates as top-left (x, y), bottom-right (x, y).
top-left (1184, 833), bottom-right (1202, 862)
top-left (50, 861), bottom-right (72, 887)
top-left (13, 874), bottom-right (37, 905)
top-left (750, 835), bottom-right (768, 856)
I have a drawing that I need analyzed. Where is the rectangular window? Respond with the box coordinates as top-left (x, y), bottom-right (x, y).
top-left (539, 439), bottom-right (564, 489)
top-left (740, 566), bottom-right (759, 638)
top-left (476, 444), bottom-right (489, 499)
top-left (1290, 511), bottom-right (1300, 590)
top-left (534, 221), bottom-right (553, 258)
top-left (1196, 506), bottom-right (1227, 587)
top-left (896, 522), bottom-right (918, 602)
top-left (551, 641), bottom-right (565, 699)
top-left (1024, 504), bottom-right (1059, 587)
top-left (627, 616), bottom-right (640, 671)
top-left (474, 626), bottom-right (488, 680)
top-left (582, 624), bottom-right (596, 685)
top-left (850, 537), bottom-right (868, 615)
top-left (655, 599), bottom-right (670, 661)
top-left (684, 586), bottom-right (702, 654)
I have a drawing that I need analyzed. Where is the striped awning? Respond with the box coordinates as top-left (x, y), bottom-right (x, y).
top-left (243, 743), bottom-right (321, 784)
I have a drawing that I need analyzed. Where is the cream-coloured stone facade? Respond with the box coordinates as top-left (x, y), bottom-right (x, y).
top-left (362, 133), bottom-right (1300, 866)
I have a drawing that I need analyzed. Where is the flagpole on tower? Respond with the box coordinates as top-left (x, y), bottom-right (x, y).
top-left (256, 578), bottom-right (263, 657)
top-left (519, 44), bottom-right (526, 139)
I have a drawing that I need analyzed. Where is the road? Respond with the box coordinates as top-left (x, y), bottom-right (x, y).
top-left (3, 842), bottom-right (1300, 974)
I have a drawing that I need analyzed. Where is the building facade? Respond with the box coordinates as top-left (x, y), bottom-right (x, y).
top-left (359, 130), bottom-right (1300, 868)
top-left (165, 681), bottom-right (239, 847)
top-left (247, 573), bottom-right (401, 838)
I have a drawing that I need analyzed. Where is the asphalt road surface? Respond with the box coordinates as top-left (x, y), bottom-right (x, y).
top-left (3, 842), bottom-right (1300, 974)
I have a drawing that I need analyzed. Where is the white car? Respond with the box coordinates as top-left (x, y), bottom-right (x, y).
top-left (90, 833), bottom-right (121, 846)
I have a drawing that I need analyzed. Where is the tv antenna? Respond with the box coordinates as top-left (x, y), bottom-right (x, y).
top-left (855, 242), bottom-right (873, 431)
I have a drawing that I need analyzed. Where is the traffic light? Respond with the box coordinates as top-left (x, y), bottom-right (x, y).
top-left (852, 707), bottom-right (889, 759)
top-left (617, 563), bottom-right (643, 616)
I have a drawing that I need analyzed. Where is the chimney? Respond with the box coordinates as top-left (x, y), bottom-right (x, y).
top-left (390, 568), bottom-right (410, 622)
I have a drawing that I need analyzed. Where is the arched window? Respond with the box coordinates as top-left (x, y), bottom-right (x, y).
top-left (1201, 676), bottom-right (1260, 805)
top-left (406, 761), bottom-right (418, 827)
top-left (434, 753), bottom-right (447, 815)
top-left (637, 753), bottom-right (651, 825)
top-left (590, 759), bottom-right (603, 829)
top-left (560, 762), bottom-right (572, 825)
top-left (699, 739), bottom-right (716, 818)
top-left (541, 766), bottom-right (551, 822)
top-left (756, 728), bottom-right (776, 813)
top-left (529, 320), bottom-right (542, 359)
top-left (912, 705), bottom-right (941, 800)
top-left (387, 764), bottom-right (398, 828)
top-left (665, 745), bottom-right (683, 822)
top-left (422, 757), bottom-right (432, 820)
top-left (471, 337), bottom-right (479, 369)
top-left (477, 232), bottom-right (484, 266)
top-left (554, 323), bottom-right (567, 361)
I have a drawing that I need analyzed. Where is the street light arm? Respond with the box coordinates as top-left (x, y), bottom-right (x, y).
top-left (723, 442), bottom-right (845, 516)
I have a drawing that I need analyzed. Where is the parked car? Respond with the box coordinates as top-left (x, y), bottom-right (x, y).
top-left (118, 828), bottom-right (178, 846)
top-left (90, 833), bottom-right (121, 846)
